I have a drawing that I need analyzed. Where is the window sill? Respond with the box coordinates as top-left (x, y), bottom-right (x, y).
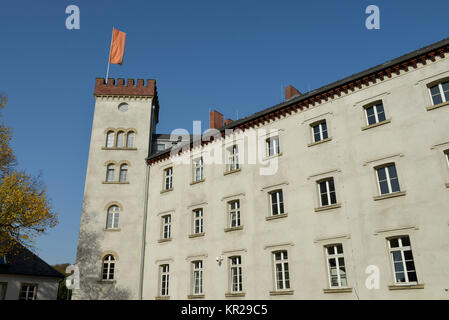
top-left (158, 238), bottom-right (172, 243)
top-left (265, 213), bottom-right (288, 221)
top-left (189, 232), bottom-right (205, 239)
top-left (187, 294), bottom-right (205, 299)
top-left (190, 179), bottom-right (205, 185)
top-left (361, 119), bottom-right (391, 131)
top-left (224, 168), bottom-right (242, 176)
top-left (225, 292), bottom-right (246, 298)
top-left (388, 284), bottom-right (424, 290)
top-left (102, 181), bottom-right (130, 185)
top-left (160, 188), bottom-right (173, 194)
top-left (426, 101), bottom-right (449, 111)
top-left (155, 296), bottom-right (170, 300)
top-left (269, 290), bottom-right (294, 296)
top-left (102, 147), bottom-right (138, 151)
top-left (308, 137), bottom-right (332, 147)
top-left (97, 280), bottom-right (116, 284)
top-left (263, 152), bottom-right (283, 161)
top-left (224, 226), bottom-right (244, 232)
top-left (373, 191), bottom-right (406, 201)
top-left (314, 203), bottom-right (342, 212)
top-left (103, 228), bottom-right (121, 232)
top-left (323, 287), bottom-right (353, 294)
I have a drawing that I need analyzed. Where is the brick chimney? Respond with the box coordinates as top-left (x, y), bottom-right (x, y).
top-left (285, 85), bottom-right (302, 101)
top-left (210, 110), bottom-right (224, 129)
top-left (224, 118), bottom-right (233, 126)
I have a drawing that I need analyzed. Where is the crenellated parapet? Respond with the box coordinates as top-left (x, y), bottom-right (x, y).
top-left (94, 78), bottom-right (157, 97)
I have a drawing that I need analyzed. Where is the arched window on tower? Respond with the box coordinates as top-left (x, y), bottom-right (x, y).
top-left (126, 131), bottom-right (135, 148)
top-left (106, 131), bottom-right (115, 148)
top-left (106, 164), bottom-right (115, 182)
top-left (119, 164), bottom-right (128, 182)
top-left (106, 205), bottom-right (120, 229)
top-left (117, 131), bottom-right (125, 148)
top-left (102, 255), bottom-right (116, 280)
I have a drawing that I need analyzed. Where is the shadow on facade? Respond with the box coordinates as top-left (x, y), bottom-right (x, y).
top-left (73, 197), bottom-right (132, 300)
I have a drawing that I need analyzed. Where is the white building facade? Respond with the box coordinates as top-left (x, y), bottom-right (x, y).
top-left (74, 38), bottom-right (449, 300)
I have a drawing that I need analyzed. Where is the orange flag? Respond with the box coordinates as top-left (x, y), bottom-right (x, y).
top-left (109, 28), bottom-right (126, 65)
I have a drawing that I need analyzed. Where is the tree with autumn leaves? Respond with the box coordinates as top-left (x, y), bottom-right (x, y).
top-left (0, 94), bottom-right (58, 254)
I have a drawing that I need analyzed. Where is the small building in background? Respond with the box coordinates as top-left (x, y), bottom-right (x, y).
top-left (0, 243), bottom-right (64, 300)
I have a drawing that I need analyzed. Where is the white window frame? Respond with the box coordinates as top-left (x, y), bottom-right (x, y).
top-left (192, 209), bottom-right (204, 234)
top-left (388, 236), bottom-right (418, 285)
top-left (126, 131), bottom-right (135, 148)
top-left (228, 200), bottom-right (241, 228)
top-left (106, 205), bottom-right (120, 229)
top-left (164, 167), bottom-right (173, 190)
top-left (311, 121), bottom-right (328, 142)
top-left (269, 190), bottom-right (284, 216)
top-left (318, 178), bottom-right (337, 207)
top-left (160, 264), bottom-right (170, 296)
top-left (273, 251), bottom-right (290, 291)
top-left (18, 284), bottom-right (37, 300)
top-left (192, 260), bottom-right (203, 295)
top-left (428, 81), bottom-right (449, 106)
top-left (364, 102), bottom-right (386, 125)
top-left (119, 164), bottom-right (128, 182)
top-left (106, 131), bottom-right (115, 148)
top-left (116, 131), bottom-right (125, 148)
top-left (375, 164), bottom-right (400, 195)
top-left (161, 215), bottom-right (171, 239)
top-left (102, 255), bottom-right (115, 280)
top-left (227, 145), bottom-right (239, 172)
top-left (106, 164), bottom-right (115, 182)
top-left (193, 157), bottom-right (204, 182)
top-left (266, 136), bottom-right (280, 157)
top-left (229, 256), bottom-right (243, 293)
top-left (325, 244), bottom-right (348, 288)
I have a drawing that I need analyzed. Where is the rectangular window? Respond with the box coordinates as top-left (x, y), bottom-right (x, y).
top-left (0, 282), bottom-right (7, 300)
top-left (19, 284), bottom-right (37, 300)
top-left (273, 251), bottom-right (290, 291)
top-left (193, 209), bottom-right (204, 234)
top-left (162, 215), bottom-right (171, 239)
top-left (227, 145), bottom-right (239, 172)
top-left (318, 178), bottom-right (337, 207)
top-left (193, 157), bottom-right (204, 182)
top-left (269, 190), bottom-right (284, 216)
top-left (228, 200), bottom-right (241, 228)
top-left (365, 102), bottom-right (386, 125)
top-left (312, 121), bottom-right (328, 142)
top-left (429, 81), bottom-right (449, 105)
top-left (229, 256), bottom-right (243, 293)
top-left (266, 136), bottom-right (280, 157)
top-left (192, 261), bottom-right (203, 295)
top-left (325, 244), bottom-right (348, 288)
top-left (160, 264), bottom-right (170, 296)
top-left (376, 164), bottom-right (400, 195)
top-left (164, 167), bottom-right (173, 190)
top-left (388, 236), bottom-right (418, 284)
top-left (0, 255), bottom-right (6, 265)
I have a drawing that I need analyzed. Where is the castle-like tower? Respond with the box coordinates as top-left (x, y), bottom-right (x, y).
top-left (73, 78), bottom-right (159, 299)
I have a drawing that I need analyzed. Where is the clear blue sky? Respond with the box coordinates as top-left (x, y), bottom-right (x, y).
top-left (0, 0), bottom-right (448, 265)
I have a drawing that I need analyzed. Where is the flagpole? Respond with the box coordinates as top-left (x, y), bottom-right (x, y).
top-left (105, 27), bottom-right (114, 82)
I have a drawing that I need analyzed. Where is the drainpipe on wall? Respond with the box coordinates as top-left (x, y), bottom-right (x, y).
top-left (138, 161), bottom-right (150, 300)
